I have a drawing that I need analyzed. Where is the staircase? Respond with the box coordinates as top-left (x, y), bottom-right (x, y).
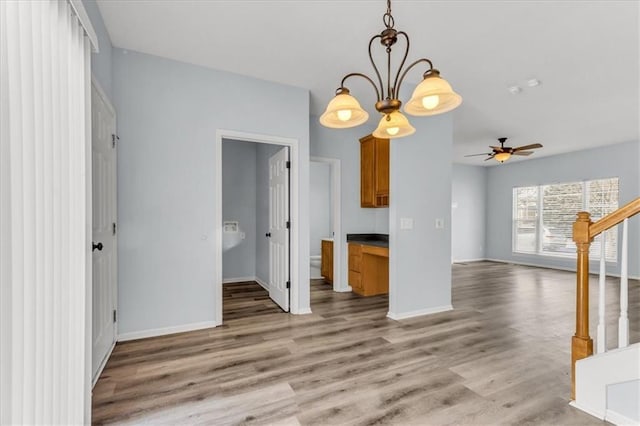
top-left (570, 197), bottom-right (640, 425)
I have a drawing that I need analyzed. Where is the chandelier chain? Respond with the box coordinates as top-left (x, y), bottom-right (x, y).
top-left (383, 0), bottom-right (394, 29)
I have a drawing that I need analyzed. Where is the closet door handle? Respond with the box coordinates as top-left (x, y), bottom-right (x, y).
top-left (92, 242), bottom-right (103, 251)
top-left (265, 233), bottom-right (271, 238)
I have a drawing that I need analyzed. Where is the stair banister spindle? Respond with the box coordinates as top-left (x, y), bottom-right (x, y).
top-left (618, 218), bottom-right (629, 348)
top-left (596, 232), bottom-right (606, 354)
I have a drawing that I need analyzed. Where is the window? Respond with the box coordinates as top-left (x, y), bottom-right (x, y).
top-left (513, 178), bottom-right (619, 261)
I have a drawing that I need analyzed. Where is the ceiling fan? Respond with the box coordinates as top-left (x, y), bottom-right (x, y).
top-left (465, 137), bottom-right (543, 163)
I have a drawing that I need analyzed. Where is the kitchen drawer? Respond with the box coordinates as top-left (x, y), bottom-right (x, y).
top-left (348, 244), bottom-right (362, 272)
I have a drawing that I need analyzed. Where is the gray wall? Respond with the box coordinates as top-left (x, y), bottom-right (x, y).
top-left (309, 161), bottom-right (332, 257)
top-left (375, 209), bottom-right (390, 234)
top-left (113, 49), bottom-right (310, 335)
top-left (388, 113), bottom-right (454, 316)
top-left (452, 164), bottom-right (487, 262)
top-left (486, 140), bottom-right (640, 277)
top-left (83, 0), bottom-right (113, 99)
top-left (222, 140), bottom-right (257, 280)
top-left (255, 143), bottom-right (283, 284)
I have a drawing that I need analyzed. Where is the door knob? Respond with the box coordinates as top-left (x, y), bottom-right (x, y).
top-left (92, 242), bottom-right (103, 251)
top-left (265, 233), bottom-right (271, 238)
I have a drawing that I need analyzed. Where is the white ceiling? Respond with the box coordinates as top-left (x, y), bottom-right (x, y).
top-left (96, 0), bottom-right (639, 166)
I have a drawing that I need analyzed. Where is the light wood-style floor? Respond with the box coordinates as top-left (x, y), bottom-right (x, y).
top-left (92, 262), bottom-right (639, 425)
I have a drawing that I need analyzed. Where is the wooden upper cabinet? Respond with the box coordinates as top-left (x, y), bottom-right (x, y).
top-left (359, 134), bottom-right (390, 208)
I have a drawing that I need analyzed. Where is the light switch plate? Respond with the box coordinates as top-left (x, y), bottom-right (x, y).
top-left (400, 217), bottom-right (414, 230)
top-left (435, 218), bottom-right (445, 229)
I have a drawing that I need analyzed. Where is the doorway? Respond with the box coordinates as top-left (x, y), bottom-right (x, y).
top-left (215, 131), bottom-right (301, 325)
top-left (220, 139), bottom-right (289, 315)
top-left (309, 157), bottom-right (342, 292)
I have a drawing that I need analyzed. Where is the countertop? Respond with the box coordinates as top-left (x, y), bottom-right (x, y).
top-left (346, 233), bottom-right (389, 248)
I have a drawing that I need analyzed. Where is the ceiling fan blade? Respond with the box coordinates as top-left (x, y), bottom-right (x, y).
top-left (489, 146), bottom-right (504, 152)
top-left (464, 153), bottom-right (492, 157)
top-left (513, 151), bottom-right (534, 156)
top-left (484, 154), bottom-right (496, 161)
top-left (513, 143), bottom-right (543, 152)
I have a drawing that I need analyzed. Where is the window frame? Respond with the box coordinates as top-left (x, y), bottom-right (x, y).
top-left (512, 177), bottom-right (619, 262)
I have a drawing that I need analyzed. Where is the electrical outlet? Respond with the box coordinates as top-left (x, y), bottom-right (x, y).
top-left (400, 218), bottom-right (414, 230)
top-left (435, 218), bottom-right (445, 229)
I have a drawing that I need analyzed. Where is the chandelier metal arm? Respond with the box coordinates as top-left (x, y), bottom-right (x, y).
top-left (368, 34), bottom-right (386, 99)
top-left (391, 31), bottom-right (410, 99)
top-left (340, 72), bottom-right (382, 102)
top-left (395, 58), bottom-right (433, 98)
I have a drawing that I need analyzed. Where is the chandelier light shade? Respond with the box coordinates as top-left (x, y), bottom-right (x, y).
top-left (494, 152), bottom-right (512, 163)
top-left (405, 70), bottom-right (463, 116)
top-left (372, 111), bottom-right (415, 139)
top-left (319, 88), bottom-right (369, 128)
top-left (320, 0), bottom-right (462, 138)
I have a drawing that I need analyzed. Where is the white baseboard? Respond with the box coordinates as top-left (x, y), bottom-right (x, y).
top-left (255, 276), bottom-right (269, 290)
top-left (295, 307), bottom-right (313, 315)
top-left (452, 258), bottom-right (487, 264)
top-left (387, 304), bottom-right (453, 321)
top-left (310, 275), bottom-right (324, 280)
top-left (334, 285), bottom-right (353, 293)
top-left (605, 408), bottom-right (640, 426)
top-left (487, 258), bottom-right (640, 280)
top-left (569, 401), bottom-right (605, 421)
top-left (223, 276), bottom-right (256, 284)
top-left (91, 340), bottom-right (115, 388)
top-left (118, 320), bottom-right (217, 342)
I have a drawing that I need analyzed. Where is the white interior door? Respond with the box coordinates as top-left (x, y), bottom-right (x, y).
top-left (91, 81), bottom-right (117, 383)
top-left (268, 147), bottom-right (290, 311)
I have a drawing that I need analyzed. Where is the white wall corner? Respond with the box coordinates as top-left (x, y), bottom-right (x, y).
top-left (387, 305), bottom-right (453, 321)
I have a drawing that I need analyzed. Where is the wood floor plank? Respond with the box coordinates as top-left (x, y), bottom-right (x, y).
top-left (92, 264), bottom-right (639, 425)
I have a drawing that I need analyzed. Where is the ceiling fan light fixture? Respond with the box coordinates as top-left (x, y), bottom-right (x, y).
top-left (405, 70), bottom-right (463, 116)
top-left (319, 88), bottom-right (369, 129)
top-left (320, 0), bottom-right (462, 136)
top-left (494, 152), bottom-right (511, 163)
top-left (372, 111), bottom-right (415, 139)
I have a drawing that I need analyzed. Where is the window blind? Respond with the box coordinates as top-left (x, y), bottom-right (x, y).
top-left (1, 0), bottom-right (95, 423)
top-left (512, 178), bottom-right (619, 261)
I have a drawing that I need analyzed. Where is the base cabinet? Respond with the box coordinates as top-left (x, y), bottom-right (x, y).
top-left (321, 240), bottom-right (333, 283)
top-left (348, 243), bottom-right (388, 296)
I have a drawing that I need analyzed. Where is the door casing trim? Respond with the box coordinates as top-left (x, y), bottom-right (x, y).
top-left (214, 130), bottom-right (301, 325)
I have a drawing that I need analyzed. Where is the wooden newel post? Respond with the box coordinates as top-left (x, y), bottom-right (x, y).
top-left (571, 211), bottom-right (593, 400)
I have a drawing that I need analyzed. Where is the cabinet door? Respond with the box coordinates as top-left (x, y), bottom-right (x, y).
top-left (375, 138), bottom-right (390, 206)
top-left (360, 134), bottom-right (389, 208)
top-left (321, 240), bottom-right (333, 283)
top-left (360, 136), bottom-right (376, 207)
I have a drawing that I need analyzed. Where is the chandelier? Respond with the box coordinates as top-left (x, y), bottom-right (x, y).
top-left (319, 0), bottom-right (462, 139)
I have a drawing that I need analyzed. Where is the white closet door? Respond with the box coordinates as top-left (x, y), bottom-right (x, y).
top-left (91, 81), bottom-right (117, 383)
top-left (268, 147), bottom-right (290, 311)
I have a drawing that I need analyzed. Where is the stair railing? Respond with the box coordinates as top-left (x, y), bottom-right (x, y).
top-left (571, 197), bottom-right (640, 399)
